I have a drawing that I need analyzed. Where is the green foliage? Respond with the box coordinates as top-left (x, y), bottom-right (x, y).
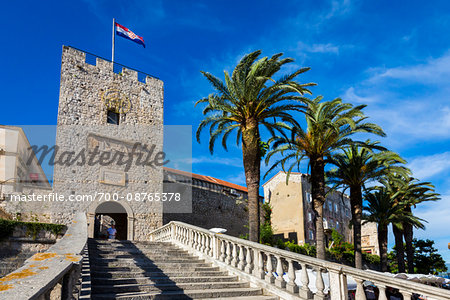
top-left (259, 141), bottom-right (269, 158)
top-left (0, 218), bottom-right (66, 240)
top-left (285, 240), bottom-right (317, 257)
top-left (388, 239), bottom-right (447, 274)
top-left (0, 218), bottom-right (16, 240)
top-left (259, 222), bottom-right (274, 245)
top-left (265, 97), bottom-right (386, 182)
top-left (413, 239), bottom-right (447, 274)
top-left (261, 202), bottom-right (272, 225)
top-left (387, 251), bottom-right (399, 273)
top-left (327, 229), bottom-right (355, 263)
top-left (363, 252), bottom-right (381, 266)
top-left (196, 50), bottom-right (314, 154)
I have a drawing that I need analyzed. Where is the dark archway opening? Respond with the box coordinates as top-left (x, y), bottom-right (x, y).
top-left (94, 202), bottom-right (128, 240)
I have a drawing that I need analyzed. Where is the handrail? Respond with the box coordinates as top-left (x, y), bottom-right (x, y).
top-left (150, 221), bottom-right (450, 300)
top-left (0, 212), bottom-right (87, 300)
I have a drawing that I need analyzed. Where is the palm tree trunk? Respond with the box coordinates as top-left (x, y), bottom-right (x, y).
top-left (378, 224), bottom-right (389, 272)
top-left (404, 222), bottom-right (415, 273)
top-left (242, 122), bottom-right (261, 242)
top-left (350, 185), bottom-right (363, 269)
top-left (311, 156), bottom-right (326, 260)
top-left (393, 224), bottom-right (406, 273)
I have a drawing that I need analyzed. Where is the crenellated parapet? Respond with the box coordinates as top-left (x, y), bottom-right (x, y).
top-left (57, 45), bottom-right (164, 126)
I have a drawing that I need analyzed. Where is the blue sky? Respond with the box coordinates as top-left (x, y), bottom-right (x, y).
top-left (1, 0), bottom-right (450, 262)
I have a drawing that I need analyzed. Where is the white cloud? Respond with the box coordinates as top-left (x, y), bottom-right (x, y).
top-left (296, 42), bottom-right (340, 54)
top-left (407, 152), bottom-right (450, 180)
top-left (191, 156), bottom-right (242, 168)
top-left (368, 51), bottom-right (450, 85)
top-left (226, 172), bottom-right (246, 186)
top-left (325, 0), bottom-right (353, 19)
top-left (342, 50), bottom-right (450, 145)
top-left (414, 194), bottom-right (450, 261)
top-left (342, 87), bottom-right (380, 104)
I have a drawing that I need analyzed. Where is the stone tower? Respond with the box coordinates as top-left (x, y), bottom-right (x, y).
top-left (52, 46), bottom-right (164, 240)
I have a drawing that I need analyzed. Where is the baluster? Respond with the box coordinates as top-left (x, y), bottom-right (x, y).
top-left (286, 259), bottom-right (298, 293)
top-left (265, 253), bottom-right (275, 283)
top-left (209, 235), bottom-right (214, 256)
top-left (219, 240), bottom-right (226, 262)
top-left (231, 243), bottom-right (238, 267)
top-left (377, 284), bottom-right (388, 300)
top-left (254, 250), bottom-right (265, 279)
top-left (299, 263), bottom-right (312, 299)
top-left (225, 241), bottom-right (232, 265)
top-left (400, 290), bottom-right (412, 300)
top-left (206, 235), bottom-right (211, 255)
top-left (201, 234), bottom-right (206, 253)
top-left (355, 278), bottom-right (366, 300)
top-left (244, 246), bottom-right (253, 274)
top-left (238, 245), bottom-right (245, 270)
top-left (197, 232), bottom-right (202, 251)
top-left (203, 234), bottom-right (208, 254)
top-left (315, 267), bottom-right (326, 300)
top-left (194, 232), bottom-right (199, 250)
top-left (275, 255), bottom-right (286, 288)
top-left (180, 227), bottom-right (184, 243)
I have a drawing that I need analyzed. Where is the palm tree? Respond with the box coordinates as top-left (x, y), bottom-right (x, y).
top-left (265, 97), bottom-right (385, 260)
top-left (326, 142), bottom-right (408, 269)
top-left (196, 50), bottom-right (315, 242)
top-left (384, 176), bottom-right (440, 273)
top-left (364, 187), bottom-right (425, 272)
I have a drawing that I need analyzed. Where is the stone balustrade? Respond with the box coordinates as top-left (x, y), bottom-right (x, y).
top-left (0, 212), bottom-right (87, 300)
top-left (150, 221), bottom-right (450, 300)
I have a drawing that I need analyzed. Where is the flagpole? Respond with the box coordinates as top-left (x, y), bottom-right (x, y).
top-left (112, 18), bottom-right (115, 64)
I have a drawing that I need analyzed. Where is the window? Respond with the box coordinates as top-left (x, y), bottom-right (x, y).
top-left (308, 212), bottom-right (312, 222)
top-left (328, 201), bottom-right (333, 212)
top-left (107, 110), bottom-right (120, 125)
top-left (334, 203), bottom-right (339, 213)
top-left (306, 192), bottom-right (312, 202)
top-left (309, 230), bottom-right (314, 240)
top-left (336, 221), bottom-right (340, 230)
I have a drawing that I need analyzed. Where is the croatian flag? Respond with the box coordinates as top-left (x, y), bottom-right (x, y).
top-left (115, 22), bottom-right (145, 48)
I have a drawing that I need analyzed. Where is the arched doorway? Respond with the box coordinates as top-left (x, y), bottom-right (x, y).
top-left (87, 201), bottom-right (134, 240)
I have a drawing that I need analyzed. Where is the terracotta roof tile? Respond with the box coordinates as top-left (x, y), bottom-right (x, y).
top-left (163, 167), bottom-right (248, 193)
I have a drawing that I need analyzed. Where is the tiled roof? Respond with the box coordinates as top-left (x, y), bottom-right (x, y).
top-left (163, 167), bottom-right (248, 193)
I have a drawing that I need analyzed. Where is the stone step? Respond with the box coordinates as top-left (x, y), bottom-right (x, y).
top-left (89, 240), bottom-right (171, 246)
top-left (92, 275), bottom-right (239, 286)
top-left (89, 257), bottom-right (201, 263)
top-left (92, 281), bottom-right (249, 294)
top-left (90, 265), bottom-right (219, 273)
top-left (89, 249), bottom-right (189, 255)
top-left (90, 253), bottom-right (193, 259)
top-left (202, 297), bottom-right (278, 300)
top-left (91, 287), bottom-right (265, 299)
top-left (91, 270), bottom-right (228, 279)
top-left (91, 261), bottom-right (211, 269)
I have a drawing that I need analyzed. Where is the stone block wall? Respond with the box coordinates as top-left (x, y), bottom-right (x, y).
top-left (50, 46), bottom-right (164, 240)
top-left (163, 186), bottom-right (250, 237)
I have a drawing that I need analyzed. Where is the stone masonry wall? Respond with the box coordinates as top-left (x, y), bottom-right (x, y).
top-left (49, 46), bottom-right (164, 240)
top-left (163, 186), bottom-right (249, 237)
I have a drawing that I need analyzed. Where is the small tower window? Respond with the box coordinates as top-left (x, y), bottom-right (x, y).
top-left (107, 110), bottom-right (120, 125)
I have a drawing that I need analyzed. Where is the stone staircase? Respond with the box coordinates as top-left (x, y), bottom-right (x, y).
top-left (88, 239), bottom-right (277, 299)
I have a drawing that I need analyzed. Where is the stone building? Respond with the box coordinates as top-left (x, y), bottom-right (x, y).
top-left (263, 171), bottom-right (353, 245)
top-left (50, 46), bottom-right (165, 241)
top-left (361, 222), bottom-right (379, 255)
top-left (1, 46), bottom-right (254, 241)
top-left (163, 167), bottom-right (251, 237)
top-left (0, 125), bottom-right (51, 198)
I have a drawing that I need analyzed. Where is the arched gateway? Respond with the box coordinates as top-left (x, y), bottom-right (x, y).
top-left (87, 201), bottom-right (134, 240)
